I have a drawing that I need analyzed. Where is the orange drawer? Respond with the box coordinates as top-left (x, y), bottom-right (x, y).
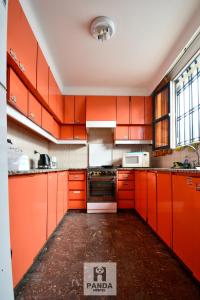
top-left (69, 190), bottom-right (85, 200)
top-left (68, 181), bottom-right (86, 190)
top-left (118, 171), bottom-right (134, 181)
top-left (118, 200), bottom-right (134, 209)
top-left (118, 181), bottom-right (134, 190)
top-left (68, 200), bottom-right (86, 209)
top-left (68, 172), bottom-right (85, 181)
top-left (118, 190), bottom-right (134, 200)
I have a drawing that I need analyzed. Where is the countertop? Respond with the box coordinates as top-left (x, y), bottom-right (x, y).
top-left (118, 167), bottom-right (200, 174)
top-left (8, 168), bottom-right (86, 176)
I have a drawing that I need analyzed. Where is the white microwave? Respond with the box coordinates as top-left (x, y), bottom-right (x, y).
top-left (122, 152), bottom-right (150, 168)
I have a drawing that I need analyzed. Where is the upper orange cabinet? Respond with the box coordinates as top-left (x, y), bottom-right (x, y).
top-left (36, 45), bottom-right (49, 105)
top-left (86, 96), bottom-right (116, 121)
top-left (144, 96), bottom-right (152, 124)
top-left (49, 69), bottom-right (63, 123)
top-left (41, 107), bottom-right (53, 135)
top-left (7, 68), bottom-right (28, 116)
top-left (64, 96), bottom-right (86, 124)
top-left (74, 96), bottom-right (86, 124)
top-left (7, 0), bottom-right (37, 88)
top-left (64, 96), bottom-right (75, 123)
top-left (130, 96), bottom-right (145, 124)
top-left (116, 96), bottom-right (130, 124)
top-left (28, 93), bottom-right (42, 127)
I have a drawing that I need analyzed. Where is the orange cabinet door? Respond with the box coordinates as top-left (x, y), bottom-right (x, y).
top-left (118, 171), bottom-right (134, 181)
top-left (69, 190), bottom-right (86, 200)
top-left (64, 96), bottom-right (75, 123)
top-left (117, 96), bottom-right (130, 124)
top-left (47, 173), bottom-right (57, 238)
top-left (68, 181), bottom-right (86, 190)
top-left (118, 190), bottom-right (134, 200)
top-left (130, 126), bottom-right (144, 140)
top-left (157, 173), bottom-right (172, 247)
top-left (143, 126), bottom-right (152, 140)
top-left (68, 200), bottom-right (86, 209)
top-left (36, 45), bottom-right (49, 105)
top-left (9, 174), bottom-right (48, 287)
top-left (130, 96), bottom-right (144, 124)
top-left (144, 96), bottom-right (152, 124)
top-left (57, 172), bottom-right (64, 224)
top-left (74, 125), bottom-right (86, 140)
top-left (69, 172), bottom-right (85, 181)
top-left (118, 181), bottom-right (134, 190)
top-left (63, 172), bottom-right (68, 213)
top-left (42, 107), bottom-right (53, 134)
top-left (28, 93), bottom-right (42, 126)
top-left (48, 69), bottom-right (63, 122)
top-left (52, 119), bottom-right (60, 139)
top-left (75, 96), bottom-right (86, 124)
top-left (60, 125), bottom-right (74, 140)
top-left (7, 68), bottom-right (28, 116)
top-left (86, 96), bottom-right (116, 121)
top-left (56, 93), bottom-right (64, 123)
top-left (118, 200), bottom-right (134, 209)
top-left (147, 172), bottom-right (157, 232)
top-left (135, 171), bottom-right (147, 220)
top-left (7, 0), bottom-right (37, 87)
top-left (115, 126), bottom-right (129, 140)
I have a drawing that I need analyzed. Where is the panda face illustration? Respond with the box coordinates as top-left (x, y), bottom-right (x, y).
top-left (95, 267), bottom-right (104, 275)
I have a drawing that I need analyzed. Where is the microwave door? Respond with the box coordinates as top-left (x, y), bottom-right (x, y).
top-left (125, 155), bottom-right (141, 167)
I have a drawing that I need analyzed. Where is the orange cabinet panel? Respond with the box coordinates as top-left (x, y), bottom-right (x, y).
top-left (144, 96), bottom-right (152, 124)
top-left (28, 93), bottom-right (42, 126)
top-left (64, 171), bottom-right (68, 213)
top-left (143, 126), bottom-right (152, 140)
top-left (69, 190), bottom-right (86, 200)
top-left (7, 0), bottom-right (37, 87)
top-left (118, 181), bottom-right (134, 190)
top-left (75, 96), bottom-right (86, 124)
top-left (52, 119), bottom-right (60, 139)
top-left (36, 45), bottom-right (49, 105)
top-left (118, 190), bottom-right (134, 200)
top-left (147, 172), bottom-right (157, 232)
top-left (74, 125), bottom-right (87, 140)
top-left (115, 126), bottom-right (129, 140)
top-left (117, 96), bottom-right (130, 124)
top-left (64, 96), bottom-right (75, 123)
top-left (157, 173), bottom-right (172, 247)
top-left (60, 125), bottom-right (74, 140)
top-left (57, 172), bottom-right (65, 224)
top-left (86, 96), bottom-right (116, 121)
top-left (69, 172), bottom-right (85, 181)
top-left (130, 96), bottom-right (145, 124)
top-left (118, 200), bottom-right (134, 209)
top-left (130, 126), bottom-right (144, 140)
top-left (68, 200), bottom-right (86, 209)
top-left (9, 174), bottom-right (47, 287)
top-left (7, 68), bottom-right (28, 116)
top-left (68, 181), bottom-right (86, 190)
top-left (118, 171), bottom-right (134, 181)
top-left (135, 171), bottom-right (147, 220)
top-left (47, 173), bottom-right (57, 238)
top-left (42, 107), bottom-right (54, 134)
top-left (49, 69), bottom-right (63, 122)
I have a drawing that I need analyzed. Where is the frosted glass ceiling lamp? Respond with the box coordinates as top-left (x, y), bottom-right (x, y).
top-left (90, 16), bottom-right (116, 42)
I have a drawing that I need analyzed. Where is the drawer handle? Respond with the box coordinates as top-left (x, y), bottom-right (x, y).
top-left (74, 176), bottom-right (80, 178)
top-left (10, 48), bottom-right (18, 62)
top-left (186, 177), bottom-right (193, 185)
top-left (74, 136), bottom-right (80, 139)
top-left (196, 184), bottom-right (200, 191)
top-left (10, 95), bottom-right (17, 103)
top-left (19, 62), bottom-right (26, 73)
top-left (29, 112), bottom-right (35, 119)
top-left (73, 191), bottom-right (80, 194)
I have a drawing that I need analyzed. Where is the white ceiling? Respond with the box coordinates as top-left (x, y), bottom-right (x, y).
top-left (20, 0), bottom-right (200, 95)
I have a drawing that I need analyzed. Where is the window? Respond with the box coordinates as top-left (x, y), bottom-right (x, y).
top-left (153, 84), bottom-right (170, 150)
top-left (175, 54), bottom-right (200, 146)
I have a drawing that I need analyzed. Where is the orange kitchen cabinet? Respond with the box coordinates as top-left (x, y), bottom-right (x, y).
top-left (115, 126), bottom-right (129, 140)
top-left (117, 171), bottom-right (135, 209)
top-left (172, 175), bottom-right (198, 274)
top-left (28, 93), bottom-right (42, 126)
top-left (36, 45), bottom-right (49, 105)
top-left (75, 96), bottom-right (86, 124)
top-left (135, 171), bottom-right (147, 220)
top-left (57, 172), bottom-right (65, 224)
top-left (7, 0), bottom-right (37, 87)
top-left (7, 68), bottom-right (28, 116)
top-left (143, 126), bottom-right (152, 140)
top-left (118, 200), bottom-right (134, 209)
top-left (116, 96), bottom-right (130, 124)
top-left (9, 174), bottom-right (48, 287)
top-left (157, 172), bottom-right (172, 247)
top-left (68, 200), bottom-right (86, 209)
top-left (60, 125), bottom-right (74, 140)
top-left (47, 172), bottom-right (57, 238)
top-left (117, 181), bottom-right (134, 190)
top-left (147, 172), bottom-right (157, 232)
top-left (68, 180), bottom-right (86, 190)
top-left (130, 96), bottom-right (145, 124)
top-left (69, 190), bottom-right (86, 200)
top-left (118, 190), bottom-right (134, 200)
top-left (49, 69), bottom-right (63, 122)
top-left (52, 119), bottom-right (60, 139)
top-left (118, 171), bottom-right (134, 181)
top-left (64, 96), bottom-right (75, 123)
top-left (74, 125), bottom-right (87, 140)
top-left (64, 171), bottom-right (68, 213)
top-left (42, 107), bottom-right (54, 134)
top-left (69, 172), bottom-right (85, 181)
top-left (130, 126), bottom-right (144, 140)
top-left (144, 96), bottom-right (152, 124)
top-left (86, 96), bottom-right (116, 121)
top-left (68, 171), bottom-right (86, 209)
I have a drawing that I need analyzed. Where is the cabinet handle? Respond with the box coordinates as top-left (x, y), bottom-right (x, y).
top-left (19, 62), bottom-right (26, 73)
top-left (124, 136), bottom-right (128, 139)
top-left (196, 183), bottom-right (200, 191)
top-left (10, 48), bottom-right (18, 62)
top-left (186, 177), bottom-right (193, 185)
top-left (10, 95), bottom-right (17, 103)
top-left (74, 176), bottom-right (80, 179)
top-left (29, 112), bottom-right (35, 119)
top-left (74, 136), bottom-right (80, 139)
top-left (73, 191), bottom-right (80, 194)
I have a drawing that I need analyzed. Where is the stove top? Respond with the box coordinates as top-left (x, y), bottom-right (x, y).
top-left (88, 166), bottom-right (116, 177)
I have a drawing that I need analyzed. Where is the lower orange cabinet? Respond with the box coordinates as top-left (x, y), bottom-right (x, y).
top-left (57, 172), bottom-right (68, 224)
top-left (47, 172), bottom-right (58, 238)
top-left (9, 174), bottom-right (48, 287)
top-left (135, 171), bottom-right (147, 220)
top-left (117, 171), bottom-right (134, 209)
top-left (147, 172), bottom-right (157, 232)
top-left (68, 170), bottom-right (86, 209)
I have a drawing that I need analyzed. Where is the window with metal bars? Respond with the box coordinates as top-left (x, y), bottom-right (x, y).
top-left (175, 54), bottom-right (200, 146)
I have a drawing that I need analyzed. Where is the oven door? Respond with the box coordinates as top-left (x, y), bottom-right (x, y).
top-left (88, 176), bottom-right (116, 202)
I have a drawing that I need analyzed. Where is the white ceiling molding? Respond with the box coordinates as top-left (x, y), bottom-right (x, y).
top-left (63, 86), bottom-right (149, 96)
top-left (19, 0), bottom-right (64, 93)
top-left (147, 8), bottom-right (200, 95)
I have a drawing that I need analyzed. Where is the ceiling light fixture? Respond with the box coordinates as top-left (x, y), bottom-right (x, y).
top-left (90, 16), bottom-right (116, 42)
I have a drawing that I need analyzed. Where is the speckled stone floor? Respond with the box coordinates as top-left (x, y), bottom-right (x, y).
top-left (15, 211), bottom-right (200, 300)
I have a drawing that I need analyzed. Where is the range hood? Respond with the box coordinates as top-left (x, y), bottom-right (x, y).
top-left (86, 121), bottom-right (116, 128)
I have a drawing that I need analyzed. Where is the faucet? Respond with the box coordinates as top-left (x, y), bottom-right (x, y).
top-left (187, 144), bottom-right (200, 167)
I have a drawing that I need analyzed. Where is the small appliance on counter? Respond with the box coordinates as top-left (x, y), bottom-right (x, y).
top-left (122, 151), bottom-right (150, 168)
top-left (7, 139), bottom-right (30, 171)
top-left (50, 156), bottom-right (57, 169)
top-left (34, 151), bottom-right (51, 169)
